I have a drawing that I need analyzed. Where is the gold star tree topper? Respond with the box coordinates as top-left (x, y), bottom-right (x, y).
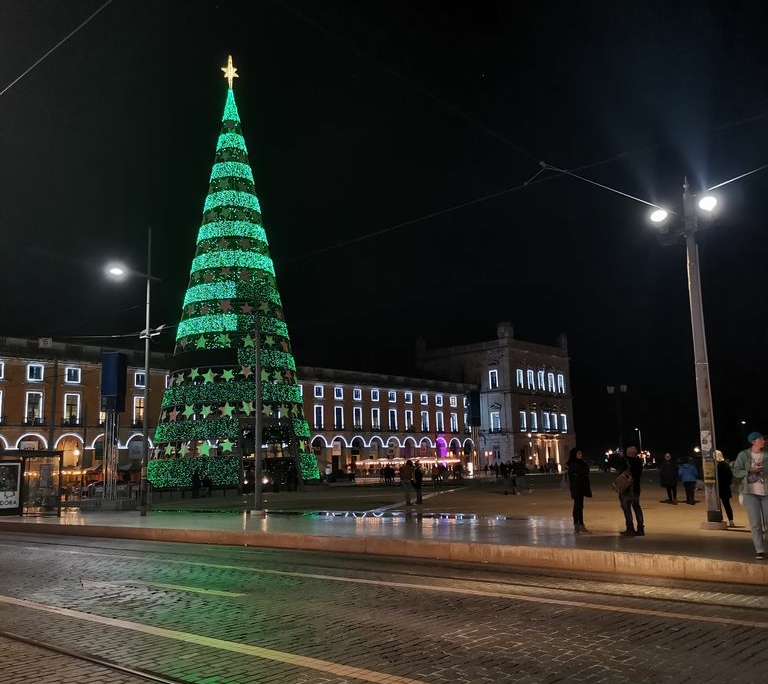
top-left (221, 55), bottom-right (239, 89)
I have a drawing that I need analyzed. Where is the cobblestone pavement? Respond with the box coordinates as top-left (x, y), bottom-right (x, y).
top-left (2, 532), bottom-right (768, 684)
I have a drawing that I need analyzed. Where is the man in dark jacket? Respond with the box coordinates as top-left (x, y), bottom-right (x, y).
top-left (617, 446), bottom-right (645, 536)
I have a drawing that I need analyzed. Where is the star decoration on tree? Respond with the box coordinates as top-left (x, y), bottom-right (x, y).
top-left (189, 367), bottom-right (201, 381)
top-left (264, 335), bottom-right (274, 347)
top-left (164, 444), bottom-right (174, 456)
top-left (196, 336), bottom-right (207, 349)
top-left (239, 269), bottom-right (251, 282)
top-left (241, 365), bottom-right (253, 378)
top-left (182, 404), bottom-right (195, 419)
top-left (180, 442), bottom-right (190, 457)
top-left (201, 304), bottom-right (210, 315)
top-left (262, 404), bottom-right (273, 417)
top-left (198, 441), bottom-right (212, 456)
top-left (259, 301), bottom-right (270, 313)
top-left (218, 333), bottom-right (231, 346)
top-left (201, 404), bottom-right (213, 418)
top-left (260, 369), bottom-right (271, 382)
top-left (238, 238), bottom-right (251, 249)
top-left (219, 438), bottom-right (235, 453)
top-left (271, 370), bottom-right (282, 382)
top-left (168, 407), bottom-right (179, 422)
top-left (242, 334), bottom-right (254, 348)
top-left (221, 54), bottom-right (239, 89)
top-left (240, 303), bottom-right (254, 314)
top-left (204, 272), bottom-right (215, 282)
top-left (241, 400), bottom-right (254, 414)
top-left (220, 299), bottom-right (233, 312)
top-left (221, 267), bottom-right (231, 277)
top-left (218, 238), bottom-right (229, 250)
top-left (203, 369), bottom-right (218, 383)
top-left (221, 369), bottom-right (235, 382)
top-left (221, 402), bottom-right (235, 417)
top-left (280, 339), bottom-right (289, 352)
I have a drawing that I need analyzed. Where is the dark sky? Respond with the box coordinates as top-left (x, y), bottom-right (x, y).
top-left (3, 0), bottom-right (768, 458)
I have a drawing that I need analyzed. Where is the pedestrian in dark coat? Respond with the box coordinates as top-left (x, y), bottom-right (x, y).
top-left (567, 447), bottom-right (593, 534)
top-left (716, 450), bottom-right (735, 527)
top-left (413, 462), bottom-right (424, 505)
top-left (658, 453), bottom-right (678, 504)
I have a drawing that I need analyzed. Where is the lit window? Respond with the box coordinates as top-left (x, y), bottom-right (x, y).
top-left (133, 396), bottom-right (145, 425)
top-left (314, 405), bottom-right (324, 429)
top-left (165, 374), bottom-right (170, 388)
top-left (547, 373), bottom-right (555, 393)
top-left (526, 370), bottom-right (535, 390)
top-left (134, 371), bottom-right (146, 388)
top-left (537, 370), bottom-right (545, 390)
top-left (314, 385), bottom-right (324, 398)
top-left (436, 411), bottom-right (444, 432)
top-left (557, 374), bottom-right (565, 394)
top-left (490, 411), bottom-right (501, 432)
top-left (353, 388), bottom-right (362, 401)
top-left (64, 393), bottom-right (81, 425)
top-left (298, 384), bottom-right (303, 396)
top-left (334, 386), bottom-right (343, 400)
top-left (449, 395), bottom-right (457, 407)
top-left (420, 393), bottom-right (428, 405)
top-left (489, 369), bottom-right (499, 389)
top-left (519, 410), bottom-right (527, 430)
top-left (334, 406), bottom-right (344, 429)
top-left (450, 413), bottom-right (458, 432)
top-left (530, 411), bottom-right (538, 431)
top-left (25, 391), bottom-right (43, 423)
top-left (542, 412), bottom-right (550, 430)
top-left (27, 364), bottom-right (44, 382)
top-left (64, 367), bottom-right (81, 384)
top-left (560, 413), bottom-right (568, 432)
top-left (0, 389), bottom-right (3, 420)
top-left (388, 390), bottom-right (397, 402)
top-left (0, 361), bottom-right (4, 379)
top-left (435, 394), bottom-right (443, 407)
top-left (420, 411), bottom-right (429, 432)
top-left (405, 410), bottom-right (414, 430)
top-left (550, 412), bottom-right (558, 430)
top-left (388, 408), bottom-right (397, 431)
top-left (353, 406), bottom-right (362, 428)
top-left (516, 369), bottom-right (524, 388)
top-left (371, 389), bottom-right (380, 401)
top-left (371, 408), bottom-right (380, 429)
top-left (404, 391), bottom-right (413, 404)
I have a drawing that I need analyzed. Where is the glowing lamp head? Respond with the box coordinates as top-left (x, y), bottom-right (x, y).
top-left (105, 262), bottom-right (128, 280)
top-left (649, 209), bottom-right (669, 223)
top-left (698, 195), bottom-right (717, 212)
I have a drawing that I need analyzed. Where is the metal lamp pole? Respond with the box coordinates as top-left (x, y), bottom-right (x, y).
top-left (139, 227), bottom-right (152, 516)
top-left (252, 310), bottom-right (264, 514)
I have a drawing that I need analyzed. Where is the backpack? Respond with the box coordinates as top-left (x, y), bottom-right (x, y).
top-left (612, 469), bottom-right (633, 494)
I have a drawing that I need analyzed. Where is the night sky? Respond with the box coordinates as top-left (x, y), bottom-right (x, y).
top-left (3, 0), bottom-right (768, 458)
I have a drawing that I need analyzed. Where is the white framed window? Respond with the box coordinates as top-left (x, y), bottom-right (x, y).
top-left (560, 413), bottom-right (568, 432)
top-left (449, 395), bottom-right (457, 407)
top-left (334, 386), bottom-right (344, 400)
top-left (314, 405), bottom-right (324, 429)
top-left (133, 396), bottom-right (145, 424)
top-left (99, 410), bottom-right (106, 425)
top-left (404, 391), bottom-right (413, 404)
top-left (353, 406), bottom-right (363, 428)
top-left (530, 411), bottom-right (538, 431)
top-left (550, 412), bottom-right (558, 430)
top-left (542, 412), bottom-right (551, 430)
top-left (371, 407), bottom-right (380, 429)
top-left (516, 368), bottom-right (524, 388)
top-left (371, 389), bottom-right (380, 401)
top-left (388, 408), bottom-right (397, 431)
top-left (489, 369), bottom-right (499, 389)
top-left (526, 370), bottom-right (535, 390)
top-left (537, 370), bottom-right (545, 390)
top-left (63, 393), bottom-right (81, 424)
top-left (490, 411), bottom-right (501, 432)
top-left (405, 410), bottom-right (414, 430)
top-left (0, 361), bottom-right (4, 379)
top-left (449, 413), bottom-right (458, 432)
top-left (134, 371), bottom-right (146, 389)
top-left (0, 389), bottom-right (4, 420)
top-left (420, 393), bottom-right (428, 405)
top-left (436, 411), bottom-right (444, 432)
top-left (64, 366), bottom-right (81, 384)
top-left (463, 412), bottom-right (468, 428)
top-left (420, 411), bottom-right (429, 432)
top-left (388, 390), bottom-right (397, 402)
top-left (519, 410), bottom-right (527, 431)
top-left (334, 406), bottom-right (344, 429)
top-left (435, 394), bottom-right (443, 407)
top-left (165, 374), bottom-right (171, 388)
top-left (353, 388), bottom-right (362, 401)
top-left (314, 385), bottom-right (324, 398)
top-left (27, 363), bottom-right (44, 382)
top-left (557, 374), bottom-right (565, 394)
top-left (25, 391), bottom-right (43, 422)
top-left (547, 372), bottom-right (555, 393)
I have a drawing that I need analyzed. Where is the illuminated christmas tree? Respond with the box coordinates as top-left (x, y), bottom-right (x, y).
top-left (149, 56), bottom-right (319, 487)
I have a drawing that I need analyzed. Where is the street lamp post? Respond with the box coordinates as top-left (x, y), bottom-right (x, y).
top-left (650, 179), bottom-right (724, 528)
top-left (105, 226), bottom-right (162, 517)
top-left (635, 427), bottom-right (643, 453)
top-left (606, 384), bottom-right (627, 450)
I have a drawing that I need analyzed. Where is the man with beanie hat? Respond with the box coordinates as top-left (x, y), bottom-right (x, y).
top-left (733, 432), bottom-right (768, 559)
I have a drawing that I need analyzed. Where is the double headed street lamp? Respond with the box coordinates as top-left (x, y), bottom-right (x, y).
top-left (105, 226), bottom-right (162, 517)
top-left (649, 179), bottom-right (725, 529)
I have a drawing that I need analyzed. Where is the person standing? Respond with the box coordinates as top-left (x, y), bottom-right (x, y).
top-left (715, 450), bottom-right (735, 527)
top-left (658, 452), bottom-right (678, 504)
top-left (678, 457), bottom-right (698, 505)
top-left (512, 458), bottom-right (530, 494)
top-left (413, 461), bottom-right (424, 505)
top-left (733, 432), bottom-right (768, 559)
top-left (399, 459), bottom-right (415, 506)
top-left (616, 446), bottom-right (645, 536)
top-left (566, 447), bottom-right (592, 534)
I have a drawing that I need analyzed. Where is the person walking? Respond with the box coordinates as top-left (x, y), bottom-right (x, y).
top-left (616, 446), bottom-right (645, 536)
top-left (678, 456), bottom-right (698, 505)
top-left (733, 432), bottom-right (768, 559)
top-left (566, 447), bottom-right (592, 534)
top-left (512, 457), bottom-right (530, 494)
top-left (715, 450), bottom-right (735, 527)
top-left (399, 459), bottom-right (415, 506)
top-left (413, 461), bottom-right (424, 505)
top-left (658, 452), bottom-right (678, 504)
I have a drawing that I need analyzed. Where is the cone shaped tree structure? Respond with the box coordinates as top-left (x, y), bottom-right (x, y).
top-left (149, 57), bottom-right (319, 487)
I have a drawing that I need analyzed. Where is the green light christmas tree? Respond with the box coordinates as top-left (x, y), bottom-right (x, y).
top-left (148, 56), bottom-right (319, 487)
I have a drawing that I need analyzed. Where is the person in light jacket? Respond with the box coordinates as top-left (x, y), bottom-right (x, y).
top-left (733, 432), bottom-right (768, 560)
